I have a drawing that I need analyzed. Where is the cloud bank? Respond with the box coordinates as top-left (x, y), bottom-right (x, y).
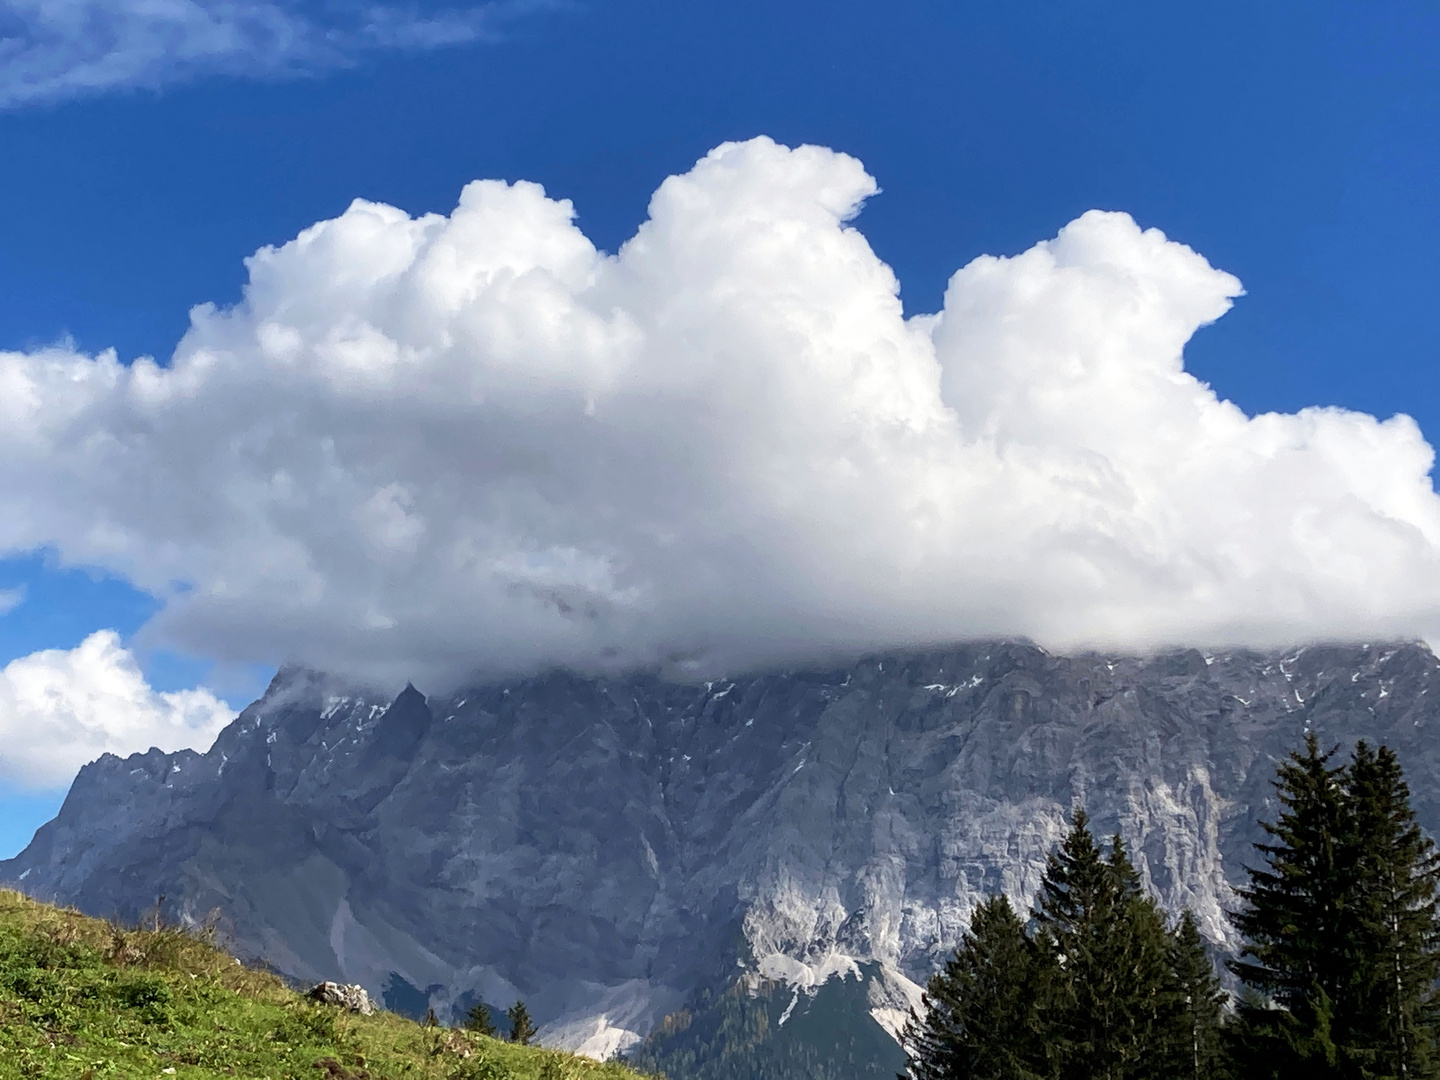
top-left (0, 0), bottom-right (535, 108)
top-left (3, 137), bottom-right (1440, 686)
top-left (0, 631), bottom-right (234, 787)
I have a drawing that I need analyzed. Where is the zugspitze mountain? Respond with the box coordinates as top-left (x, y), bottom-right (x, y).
top-left (7, 640), bottom-right (1440, 1077)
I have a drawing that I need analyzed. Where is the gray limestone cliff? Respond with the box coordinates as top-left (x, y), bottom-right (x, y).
top-left (5, 641), bottom-right (1440, 1068)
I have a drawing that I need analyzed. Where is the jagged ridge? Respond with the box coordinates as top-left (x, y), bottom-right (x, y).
top-left (6, 641), bottom-right (1440, 1069)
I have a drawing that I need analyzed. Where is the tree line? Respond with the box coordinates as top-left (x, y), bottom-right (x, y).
top-left (459, 998), bottom-right (537, 1045)
top-left (902, 735), bottom-right (1440, 1079)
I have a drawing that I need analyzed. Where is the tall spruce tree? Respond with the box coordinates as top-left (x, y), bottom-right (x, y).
top-left (1108, 836), bottom-right (1180, 1077)
top-left (1033, 812), bottom-right (1175, 1080)
top-left (1229, 733), bottom-right (1354, 1078)
top-left (1164, 910), bottom-right (1227, 1080)
top-left (902, 894), bottom-right (1053, 1080)
top-left (465, 1001), bottom-right (498, 1038)
top-left (907, 813), bottom-right (1236, 1080)
top-left (1033, 810), bottom-right (1113, 1076)
top-left (1346, 741), bottom-right (1440, 1079)
top-left (1231, 734), bottom-right (1440, 1079)
top-left (507, 1000), bottom-right (537, 1045)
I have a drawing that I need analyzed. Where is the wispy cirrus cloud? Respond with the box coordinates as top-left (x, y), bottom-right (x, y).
top-left (0, 0), bottom-right (546, 108)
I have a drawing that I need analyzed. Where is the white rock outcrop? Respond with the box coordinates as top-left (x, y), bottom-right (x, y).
top-left (308, 980), bottom-right (376, 1015)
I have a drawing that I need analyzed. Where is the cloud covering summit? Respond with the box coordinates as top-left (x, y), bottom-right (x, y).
top-left (2, 137), bottom-right (1437, 695)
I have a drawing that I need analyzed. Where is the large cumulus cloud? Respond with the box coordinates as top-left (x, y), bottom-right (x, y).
top-left (3, 136), bottom-right (1439, 686)
top-left (0, 631), bottom-right (234, 788)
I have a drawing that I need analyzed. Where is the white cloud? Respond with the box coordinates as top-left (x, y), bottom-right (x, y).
top-left (2, 136), bottom-right (1440, 686)
top-left (0, 630), bottom-right (234, 788)
top-left (0, 0), bottom-right (536, 108)
top-left (0, 586), bottom-right (23, 614)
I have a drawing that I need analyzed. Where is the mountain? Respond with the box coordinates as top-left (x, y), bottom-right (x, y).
top-left (6, 641), bottom-right (1440, 1078)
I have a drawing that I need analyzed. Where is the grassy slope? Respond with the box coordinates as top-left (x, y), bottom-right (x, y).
top-left (0, 890), bottom-right (649, 1080)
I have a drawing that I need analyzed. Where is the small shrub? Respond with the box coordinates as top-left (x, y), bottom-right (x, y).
top-left (271, 1004), bottom-right (339, 1043)
top-left (134, 928), bottom-right (193, 969)
top-left (106, 929), bottom-right (145, 967)
top-left (5, 967), bottom-right (63, 1003)
top-left (300, 1004), bottom-right (340, 1042)
top-left (115, 973), bottom-right (173, 1010)
top-left (114, 973), bottom-right (174, 1023)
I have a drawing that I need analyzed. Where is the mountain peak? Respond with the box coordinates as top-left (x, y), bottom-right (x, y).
top-left (9, 640), bottom-right (1440, 1076)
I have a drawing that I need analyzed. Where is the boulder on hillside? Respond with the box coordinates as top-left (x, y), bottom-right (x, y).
top-left (308, 981), bottom-right (376, 1015)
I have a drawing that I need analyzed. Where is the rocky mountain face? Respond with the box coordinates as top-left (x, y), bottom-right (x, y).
top-left (6, 641), bottom-right (1440, 1073)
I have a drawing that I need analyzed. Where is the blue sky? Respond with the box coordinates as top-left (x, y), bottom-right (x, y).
top-left (1, 0), bottom-right (1438, 856)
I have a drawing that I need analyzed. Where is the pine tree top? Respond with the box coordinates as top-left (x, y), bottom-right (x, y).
top-left (464, 1001), bottom-right (497, 1038)
top-left (1034, 809), bottom-right (1112, 940)
top-left (507, 999), bottom-right (538, 1045)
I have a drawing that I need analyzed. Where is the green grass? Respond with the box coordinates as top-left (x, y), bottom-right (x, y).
top-left (0, 889), bottom-right (650, 1080)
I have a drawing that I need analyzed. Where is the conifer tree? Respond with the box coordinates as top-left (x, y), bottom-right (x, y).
top-left (465, 1001), bottom-right (498, 1038)
top-left (1346, 741), bottom-right (1440, 1079)
top-left (1109, 836), bottom-right (1180, 1078)
top-left (507, 999), bottom-right (537, 1045)
top-left (1229, 733), bottom-right (1440, 1078)
top-left (902, 894), bottom-right (1053, 1080)
top-left (1033, 812), bottom-right (1174, 1080)
top-left (1033, 812), bottom-right (1115, 1077)
top-left (1229, 733), bottom-right (1353, 1078)
top-left (1164, 910), bottom-right (1227, 1080)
